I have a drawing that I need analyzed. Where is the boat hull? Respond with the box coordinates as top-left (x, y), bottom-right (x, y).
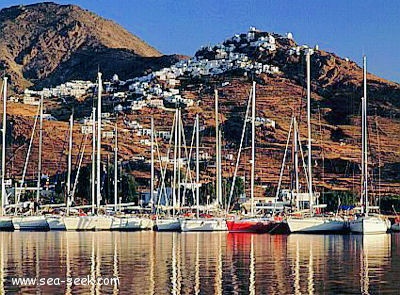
top-left (391, 222), bottom-right (400, 232)
top-left (180, 218), bottom-right (227, 232)
top-left (226, 218), bottom-right (273, 233)
top-left (155, 218), bottom-right (181, 231)
top-left (95, 216), bottom-right (114, 230)
top-left (349, 216), bottom-right (388, 234)
top-left (110, 217), bottom-right (129, 230)
top-left (139, 217), bottom-right (153, 230)
top-left (63, 216), bottom-right (97, 231)
top-left (0, 216), bottom-right (14, 231)
top-left (12, 216), bottom-right (49, 231)
top-left (46, 216), bottom-right (66, 230)
top-left (118, 217), bottom-right (141, 231)
top-left (113, 216), bottom-right (153, 231)
top-left (286, 217), bottom-right (346, 233)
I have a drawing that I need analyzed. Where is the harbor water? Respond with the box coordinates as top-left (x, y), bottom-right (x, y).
top-left (1, 231), bottom-right (399, 294)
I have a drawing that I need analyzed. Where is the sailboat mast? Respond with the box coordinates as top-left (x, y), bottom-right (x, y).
top-left (306, 51), bottom-right (314, 214)
top-left (1, 77), bottom-right (7, 216)
top-left (150, 116), bottom-right (154, 208)
top-left (114, 120), bottom-right (118, 212)
top-left (250, 81), bottom-right (256, 216)
top-left (96, 72), bottom-right (102, 210)
top-left (36, 94), bottom-right (44, 202)
top-left (215, 89), bottom-right (221, 206)
top-left (361, 97), bottom-right (366, 215)
top-left (177, 109), bottom-right (181, 209)
top-left (196, 114), bottom-right (200, 219)
top-left (91, 107), bottom-right (96, 215)
top-left (362, 55), bottom-right (368, 215)
top-left (172, 109), bottom-right (178, 216)
top-left (218, 130), bottom-right (222, 208)
top-left (67, 111), bottom-right (73, 202)
top-left (293, 117), bottom-right (300, 208)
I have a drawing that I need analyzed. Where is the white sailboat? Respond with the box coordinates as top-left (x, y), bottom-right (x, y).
top-left (179, 90), bottom-right (227, 232)
top-left (63, 72), bottom-right (114, 231)
top-left (349, 56), bottom-right (387, 234)
top-left (0, 77), bottom-right (13, 230)
top-left (112, 119), bottom-right (153, 231)
top-left (12, 93), bottom-right (49, 230)
top-left (155, 112), bottom-right (181, 231)
top-left (286, 49), bottom-right (345, 233)
top-left (47, 111), bottom-right (74, 230)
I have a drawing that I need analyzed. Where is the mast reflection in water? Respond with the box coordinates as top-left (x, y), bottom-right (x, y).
top-left (0, 232), bottom-right (399, 294)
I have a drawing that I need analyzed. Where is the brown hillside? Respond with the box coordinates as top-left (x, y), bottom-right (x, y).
top-left (0, 2), bottom-right (183, 92)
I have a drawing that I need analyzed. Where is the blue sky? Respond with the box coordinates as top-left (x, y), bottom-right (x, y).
top-left (1, 0), bottom-right (399, 82)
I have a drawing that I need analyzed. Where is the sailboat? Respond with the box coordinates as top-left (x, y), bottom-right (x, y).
top-left (112, 118), bottom-right (153, 231)
top-left (179, 90), bottom-right (227, 232)
top-left (285, 49), bottom-right (345, 233)
top-left (349, 56), bottom-right (388, 234)
top-left (47, 111), bottom-right (75, 230)
top-left (0, 77), bottom-right (13, 230)
top-left (154, 113), bottom-right (181, 231)
top-left (12, 93), bottom-right (49, 231)
top-left (226, 81), bottom-right (274, 233)
top-left (64, 72), bottom-right (113, 231)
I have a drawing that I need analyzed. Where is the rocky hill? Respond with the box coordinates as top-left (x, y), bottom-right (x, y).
top-left (0, 2), bottom-right (182, 92)
top-left (185, 29), bottom-right (400, 198)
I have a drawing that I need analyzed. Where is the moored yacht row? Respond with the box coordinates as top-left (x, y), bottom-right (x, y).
top-left (0, 212), bottom-right (395, 234)
top-left (0, 214), bottom-right (155, 231)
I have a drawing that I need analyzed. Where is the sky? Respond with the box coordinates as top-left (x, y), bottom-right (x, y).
top-left (1, 0), bottom-right (399, 83)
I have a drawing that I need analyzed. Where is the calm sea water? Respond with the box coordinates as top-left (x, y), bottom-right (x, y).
top-left (0, 231), bottom-right (399, 294)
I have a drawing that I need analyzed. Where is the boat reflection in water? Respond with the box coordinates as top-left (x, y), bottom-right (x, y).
top-left (286, 234), bottom-right (392, 294)
top-left (0, 232), bottom-right (397, 294)
top-left (354, 234), bottom-right (391, 295)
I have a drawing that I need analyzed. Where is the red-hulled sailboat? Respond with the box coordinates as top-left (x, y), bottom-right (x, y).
top-left (226, 82), bottom-right (277, 233)
top-left (226, 217), bottom-right (274, 233)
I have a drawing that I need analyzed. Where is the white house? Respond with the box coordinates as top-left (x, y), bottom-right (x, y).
top-left (81, 125), bottom-right (93, 134)
top-left (102, 131), bottom-right (114, 139)
top-left (148, 99), bottom-right (164, 108)
top-left (23, 96), bottom-right (39, 105)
